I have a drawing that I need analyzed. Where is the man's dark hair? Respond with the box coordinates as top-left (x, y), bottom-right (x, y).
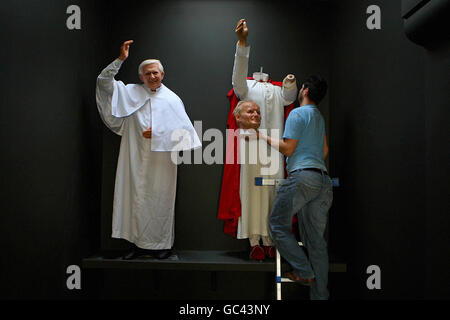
top-left (301, 75), bottom-right (328, 105)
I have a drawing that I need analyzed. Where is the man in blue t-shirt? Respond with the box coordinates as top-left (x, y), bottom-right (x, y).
top-left (257, 75), bottom-right (332, 300)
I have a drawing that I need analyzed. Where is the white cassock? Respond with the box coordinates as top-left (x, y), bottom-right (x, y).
top-left (96, 59), bottom-right (201, 250)
top-left (232, 43), bottom-right (297, 244)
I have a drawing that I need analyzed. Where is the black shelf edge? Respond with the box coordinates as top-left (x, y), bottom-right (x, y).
top-left (82, 250), bottom-right (347, 273)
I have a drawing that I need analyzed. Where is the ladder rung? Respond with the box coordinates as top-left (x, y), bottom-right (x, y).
top-left (276, 277), bottom-right (295, 283)
top-left (254, 177), bottom-right (283, 186)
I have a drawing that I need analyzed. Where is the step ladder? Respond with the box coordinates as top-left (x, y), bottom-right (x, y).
top-left (254, 177), bottom-right (296, 300)
top-left (255, 176), bottom-right (339, 300)
top-left (275, 241), bottom-right (305, 300)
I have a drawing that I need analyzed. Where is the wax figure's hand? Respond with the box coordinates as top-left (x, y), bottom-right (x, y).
top-left (284, 74), bottom-right (296, 83)
top-left (142, 127), bottom-right (152, 139)
top-left (118, 40), bottom-right (134, 61)
top-left (235, 19), bottom-right (248, 47)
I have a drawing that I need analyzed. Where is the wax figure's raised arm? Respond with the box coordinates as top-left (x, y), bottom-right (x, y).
top-left (95, 40), bottom-right (134, 135)
top-left (97, 40), bottom-right (133, 95)
top-left (232, 19), bottom-right (250, 99)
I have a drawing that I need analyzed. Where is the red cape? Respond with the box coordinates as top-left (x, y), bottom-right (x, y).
top-left (217, 78), bottom-right (294, 237)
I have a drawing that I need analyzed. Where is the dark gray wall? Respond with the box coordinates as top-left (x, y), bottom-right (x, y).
top-left (329, 0), bottom-right (449, 299)
top-left (0, 0), bottom-right (110, 298)
top-left (423, 42), bottom-right (450, 299)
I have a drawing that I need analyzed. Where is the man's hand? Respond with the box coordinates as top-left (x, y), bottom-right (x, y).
top-left (142, 127), bottom-right (152, 139)
top-left (235, 19), bottom-right (248, 47)
top-left (118, 40), bottom-right (134, 61)
top-left (257, 130), bottom-right (298, 157)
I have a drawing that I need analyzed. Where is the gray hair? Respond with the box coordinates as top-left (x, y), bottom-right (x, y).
top-left (233, 100), bottom-right (257, 118)
top-left (138, 59), bottom-right (164, 75)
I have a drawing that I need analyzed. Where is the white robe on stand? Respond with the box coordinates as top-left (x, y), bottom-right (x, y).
top-left (232, 43), bottom-right (297, 242)
top-left (96, 59), bottom-right (201, 250)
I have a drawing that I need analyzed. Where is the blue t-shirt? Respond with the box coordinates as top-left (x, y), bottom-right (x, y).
top-left (283, 104), bottom-right (327, 173)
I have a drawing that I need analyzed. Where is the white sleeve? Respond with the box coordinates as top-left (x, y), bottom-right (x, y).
top-left (232, 42), bottom-right (250, 100)
top-left (95, 59), bottom-right (126, 135)
top-left (280, 75), bottom-right (298, 105)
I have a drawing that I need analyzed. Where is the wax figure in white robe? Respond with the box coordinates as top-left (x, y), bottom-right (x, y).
top-left (96, 44), bottom-right (201, 258)
top-left (232, 19), bottom-right (298, 260)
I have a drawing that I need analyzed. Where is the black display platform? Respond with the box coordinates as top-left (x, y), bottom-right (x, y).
top-left (82, 250), bottom-right (347, 273)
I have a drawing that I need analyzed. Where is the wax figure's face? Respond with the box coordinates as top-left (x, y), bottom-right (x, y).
top-left (140, 63), bottom-right (164, 91)
top-left (236, 103), bottom-right (261, 129)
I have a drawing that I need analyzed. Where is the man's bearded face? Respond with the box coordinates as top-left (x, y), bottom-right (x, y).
top-left (236, 103), bottom-right (261, 129)
top-left (139, 63), bottom-right (164, 91)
